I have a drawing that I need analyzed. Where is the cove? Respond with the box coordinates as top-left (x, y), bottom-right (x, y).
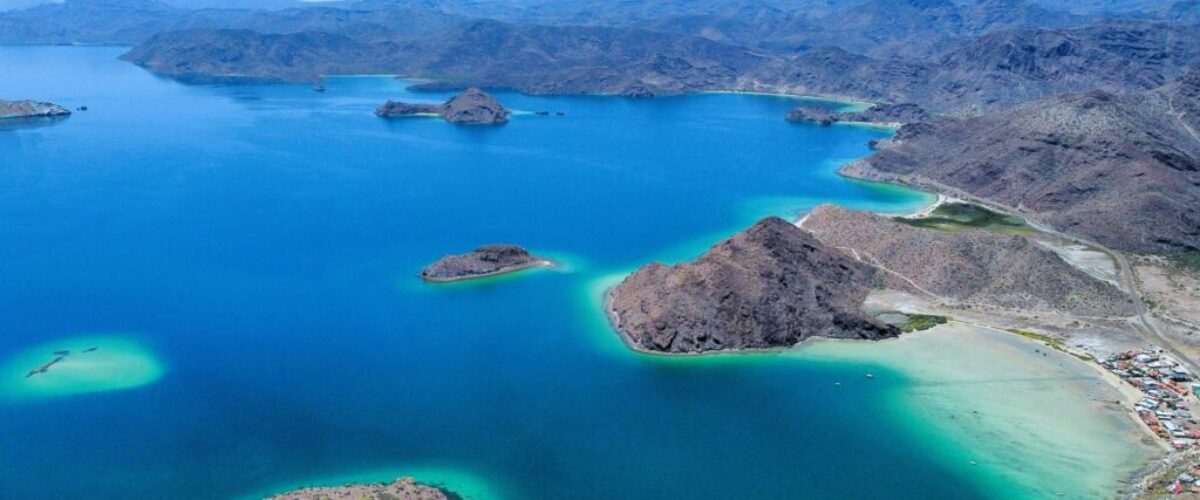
top-left (0, 45), bottom-right (1146, 499)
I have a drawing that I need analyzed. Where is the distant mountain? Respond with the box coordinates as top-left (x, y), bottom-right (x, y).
top-left (754, 21), bottom-right (1200, 113)
top-left (0, 0), bottom-right (462, 44)
top-left (843, 67), bottom-right (1200, 253)
top-left (120, 16), bottom-right (1200, 113)
top-left (124, 19), bottom-right (777, 95)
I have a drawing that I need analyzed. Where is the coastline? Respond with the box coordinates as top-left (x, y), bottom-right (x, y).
top-left (703, 89), bottom-right (874, 106)
top-left (594, 131), bottom-right (1164, 495)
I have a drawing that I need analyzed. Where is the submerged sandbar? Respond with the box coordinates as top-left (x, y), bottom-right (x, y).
top-left (1, 335), bottom-right (164, 401)
top-left (797, 323), bottom-right (1161, 498)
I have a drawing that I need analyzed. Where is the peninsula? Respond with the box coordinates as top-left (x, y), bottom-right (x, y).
top-left (607, 216), bottom-right (898, 354)
top-left (420, 244), bottom-right (550, 282)
top-left (269, 477), bottom-right (453, 500)
top-left (376, 88), bottom-right (509, 125)
top-left (0, 99), bottom-right (70, 119)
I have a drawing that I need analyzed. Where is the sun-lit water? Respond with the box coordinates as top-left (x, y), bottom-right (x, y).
top-left (0, 45), bottom-right (1150, 499)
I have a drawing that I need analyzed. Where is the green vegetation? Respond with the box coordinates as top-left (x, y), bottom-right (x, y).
top-left (1005, 328), bottom-right (1093, 361)
top-left (1169, 252), bottom-right (1200, 274)
top-left (898, 314), bottom-right (949, 332)
top-left (1007, 328), bottom-right (1064, 348)
top-left (897, 202), bottom-right (1030, 233)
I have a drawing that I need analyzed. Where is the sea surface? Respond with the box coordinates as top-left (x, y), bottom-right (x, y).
top-left (0, 46), bottom-right (1150, 499)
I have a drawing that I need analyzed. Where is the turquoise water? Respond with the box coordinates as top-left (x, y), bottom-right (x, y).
top-left (0, 46), bottom-right (996, 499)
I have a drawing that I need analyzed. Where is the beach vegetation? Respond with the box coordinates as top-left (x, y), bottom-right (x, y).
top-left (897, 202), bottom-right (1030, 233)
top-left (898, 314), bottom-right (949, 332)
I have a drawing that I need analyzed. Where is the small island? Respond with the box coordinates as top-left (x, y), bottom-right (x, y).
top-left (376, 88), bottom-right (509, 125)
top-left (607, 217), bottom-right (899, 354)
top-left (0, 99), bottom-right (71, 119)
top-left (269, 477), bottom-right (453, 500)
top-left (421, 244), bottom-right (551, 282)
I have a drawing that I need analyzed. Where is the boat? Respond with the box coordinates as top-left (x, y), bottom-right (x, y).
top-left (313, 84), bottom-right (327, 93)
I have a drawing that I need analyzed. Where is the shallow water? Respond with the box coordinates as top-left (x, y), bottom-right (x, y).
top-left (0, 45), bottom-right (1149, 499)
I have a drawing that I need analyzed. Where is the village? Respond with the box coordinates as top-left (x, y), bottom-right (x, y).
top-left (1101, 348), bottom-right (1200, 495)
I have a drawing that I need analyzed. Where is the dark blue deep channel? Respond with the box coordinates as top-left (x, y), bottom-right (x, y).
top-left (0, 46), bottom-right (989, 499)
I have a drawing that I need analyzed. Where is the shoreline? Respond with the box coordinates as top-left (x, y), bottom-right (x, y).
top-left (421, 259), bottom-right (554, 283)
top-left (701, 89), bottom-right (876, 109)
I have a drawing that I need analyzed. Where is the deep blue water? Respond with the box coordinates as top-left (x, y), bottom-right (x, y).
top-left (0, 46), bottom-right (982, 499)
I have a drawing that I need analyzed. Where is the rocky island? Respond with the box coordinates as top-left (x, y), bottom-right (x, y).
top-left (420, 244), bottom-right (550, 282)
top-left (376, 88), bottom-right (509, 125)
top-left (269, 477), bottom-right (453, 500)
top-left (0, 99), bottom-right (71, 119)
top-left (607, 217), bottom-right (898, 354)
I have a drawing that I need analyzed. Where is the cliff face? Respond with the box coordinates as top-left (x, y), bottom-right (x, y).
top-left (802, 205), bottom-right (1135, 316)
top-left (608, 217), bottom-right (898, 354)
top-left (376, 88), bottom-right (509, 125)
top-left (847, 68), bottom-right (1200, 253)
top-left (0, 99), bottom-right (71, 119)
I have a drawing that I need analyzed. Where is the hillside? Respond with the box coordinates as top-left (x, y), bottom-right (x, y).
top-left (844, 67), bottom-right (1200, 253)
top-left (801, 205), bottom-right (1136, 316)
top-left (608, 217), bottom-right (897, 353)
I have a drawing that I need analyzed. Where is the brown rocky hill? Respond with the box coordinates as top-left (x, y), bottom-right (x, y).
top-left (801, 205), bottom-right (1135, 316)
top-left (608, 216), bottom-right (898, 354)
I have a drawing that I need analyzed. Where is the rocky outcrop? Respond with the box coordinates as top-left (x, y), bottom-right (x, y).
top-left (786, 103), bottom-right (929, 126)
top-left (801, 205), bottom-right (1136, 317)
top-left (438, 88), bottom-right (509, 124)
top-left (420, 244), bottom-right (548, 282)
top-left (608, 217), bottom-right (898, 354)
top-left (377, 88), bottom-right (509, 125)
top-left (0, 99), bottom-right (71, 119)
top-left (845, 68), bottom-right (1200, 253)
top-left (269, 477), bottom-right (452, 500)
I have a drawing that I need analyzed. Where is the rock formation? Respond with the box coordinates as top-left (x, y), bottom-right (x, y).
top-left (608, 217), bottom-right (898, 354)
top-left (0, 99), bottom-right (71, 119)
top-left (801, 205), bottom-right (1136, 317)
top-left (421, 244), bottom-right (548, 282)
top-left (377, 88), bottom-right (509, 125)
top-left (269, 477), bottom-right (452, 500)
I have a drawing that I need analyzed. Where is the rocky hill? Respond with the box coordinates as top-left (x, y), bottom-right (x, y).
top-left (844, 67), bottom-right (1200, 253)
top-left (801, 205), bottom-right (1135, 316)
top-left (608, 217), bottom-right (898, 354)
